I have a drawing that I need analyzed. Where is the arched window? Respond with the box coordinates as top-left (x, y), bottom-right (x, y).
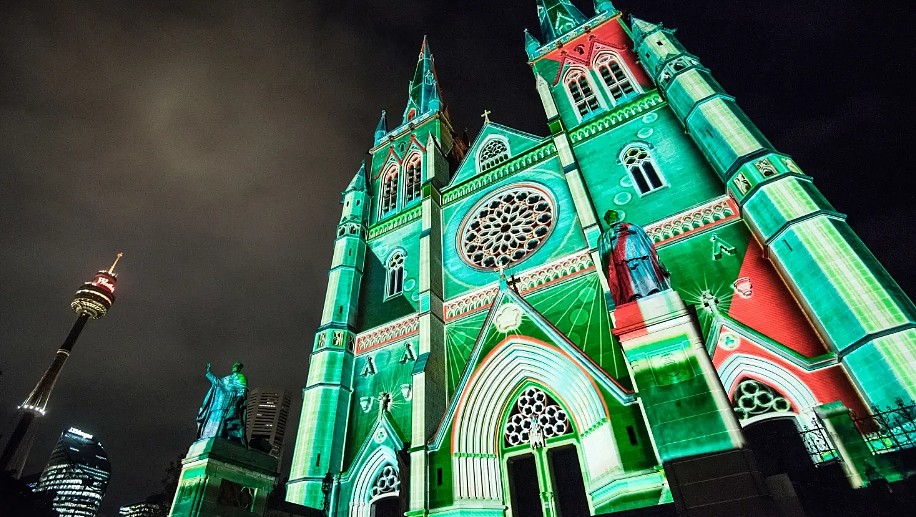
top-left (386, 250), bottom-right (405, 298)
top-left (380, 165), bottom-right (399, 216)
top-left (594, 53), bottom-right (636, 103)
top-left (404, 154), bottom-right (422, 203)
top-left (565, 70), bottom-right (600, 117)
top-left (622, 144), bottom-right (665, 195)
top-left (477, 137), bottom-right (510, 171)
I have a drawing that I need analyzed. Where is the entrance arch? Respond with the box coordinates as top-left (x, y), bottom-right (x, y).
top-left (348, 447), bottom-right (401, 517)
top-left (500, 385), bottom-right (590, 517)
top-left (369, 495), bottom-right (399, 517)
top-left (451, 338), bottom-right (623, 509)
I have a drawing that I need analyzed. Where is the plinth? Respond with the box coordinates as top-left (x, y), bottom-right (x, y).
top-left (612, 290), bottom-right (778, 516)
top-left (168, 438), bottom-right (278, 517)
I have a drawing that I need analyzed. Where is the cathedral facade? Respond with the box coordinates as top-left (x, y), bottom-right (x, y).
top-left (287, 1), bottom-right (916, 516)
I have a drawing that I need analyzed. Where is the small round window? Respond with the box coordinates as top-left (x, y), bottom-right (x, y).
top-left (459, 184), bottom-right (555, 270)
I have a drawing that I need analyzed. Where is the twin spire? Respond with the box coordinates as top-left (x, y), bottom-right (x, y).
top-left (530, 0), bottom-right (617, 50)
top-left (402, 35), bottom-right (443, 125)
top-left (373, 36), bottom-right (444, 144)
top-left (376, 1), bottom-right (620, 143)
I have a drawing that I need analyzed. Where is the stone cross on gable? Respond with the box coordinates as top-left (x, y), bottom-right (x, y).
top-left (481, 109), bottom-right (492, 124)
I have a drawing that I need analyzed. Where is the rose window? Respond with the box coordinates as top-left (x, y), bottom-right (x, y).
top-left (460, 186), bottom-right (555, 270)
top-left (370, 465), bottom-right (399, 498)
top-left (504, 387), bottom-right (570, 447)
top-left (732, 379), bottom-right (791, 420)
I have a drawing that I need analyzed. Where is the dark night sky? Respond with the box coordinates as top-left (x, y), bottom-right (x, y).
top-left (1, 1), bottom-right (914, 513)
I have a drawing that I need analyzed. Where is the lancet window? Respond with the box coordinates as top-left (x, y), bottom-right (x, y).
top-left (565, 70), bottom-right (600, 117)
top-left (380, 165), bottom-right (399, 216)
top-left (594, 52), bottom-right (636, 102)
top-left (478, 137), bottom-right (510, 171)
top-left (386, 250), bottom-right (405, 298)
top-left (404, 154), bottom-right (422, 203)
top-left (622, 144), bottom-right (665, 195)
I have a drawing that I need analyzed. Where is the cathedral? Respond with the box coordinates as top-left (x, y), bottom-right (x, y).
top-left (286, 1), bottom-right (916, 516)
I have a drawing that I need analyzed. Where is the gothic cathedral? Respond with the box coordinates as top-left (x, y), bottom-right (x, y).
top-left (287, 2), bottom-right (916, 516)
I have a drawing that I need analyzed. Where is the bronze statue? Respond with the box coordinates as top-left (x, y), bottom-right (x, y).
top-left (196, 361), bottom-right (248, 445)
top-left (598, 210), bottom-right (671, 306)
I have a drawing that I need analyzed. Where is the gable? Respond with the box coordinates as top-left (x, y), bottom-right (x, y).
top-left (430, 283), bottom-right (634, 451)
top-left (449, 122), bottom-right (546, 186)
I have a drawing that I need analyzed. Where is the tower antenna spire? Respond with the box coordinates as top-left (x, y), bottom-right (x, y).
top-left (0, 255), bottom-right (123, 477)
top-left (108, 252), bottom-right (124, 275)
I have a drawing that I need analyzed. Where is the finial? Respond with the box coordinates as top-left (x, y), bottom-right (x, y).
top-left (497, 262), bottom-right (508, 288)
top-left (481, 109), bottom-right (492, 124)
top-left (107, 252), bottom-right (124, 275)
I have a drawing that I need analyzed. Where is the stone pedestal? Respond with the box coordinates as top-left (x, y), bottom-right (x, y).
top-left (612, 290), bottom-right (779, 516)
top-left (169, 438), bottom-right (278, 517)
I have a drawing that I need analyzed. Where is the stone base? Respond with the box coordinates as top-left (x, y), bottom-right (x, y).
top-left (664, 448), bottom-right (780, 517)
top-left (169, 438), bottom-right (279, 517)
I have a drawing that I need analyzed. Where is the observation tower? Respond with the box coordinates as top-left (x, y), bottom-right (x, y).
top-left (0, 253), bottom-right (123, 477)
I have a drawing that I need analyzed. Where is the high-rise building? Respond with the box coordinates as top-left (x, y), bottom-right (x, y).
top-left (118, 500), bottom-right (166, 517)
top-left (34, 427), bottom-right (111, 517)
top-left (287, 1), bottom-right (916, 516)
top-left (0, 254), bottom-right (123, 477)
top-left (246, 388), bottom-right (292, 459)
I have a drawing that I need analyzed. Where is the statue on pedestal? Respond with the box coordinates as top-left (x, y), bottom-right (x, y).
top-left (196, 361), bottom-right (248, 445)
top-left (598, 210), bottom-right (671, 306)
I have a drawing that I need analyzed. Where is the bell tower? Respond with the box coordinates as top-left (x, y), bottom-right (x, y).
top-left (287, 164), bottom-right (369, 507)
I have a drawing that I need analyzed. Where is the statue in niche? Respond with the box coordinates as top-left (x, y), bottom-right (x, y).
top-left (598, 210), bottom-right (671, 306)
top-left (528, 417), bottom-right (545, 449)
top-left (196, 361), bottom-right (248, 445)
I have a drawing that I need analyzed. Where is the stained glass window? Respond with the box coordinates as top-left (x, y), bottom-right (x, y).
top-left (594, 53), bottom-right (636, 103)
top-left (380, 165), bottom-right (399, 215)
top-left (622, 145), bottom-right (665, 195)
top-left (404, 154), bottom-right (422, 203)
top-left (478, 138), bottom-right (509, 171)
top-left (459, 186), bottom-right (554, 270)
top-left (386, 251), bottom-right (405, 298)
top-left (732, 379), bottom-right (792, 420)
top-left (504, 387), bottom-right (571, 447)
top-left (371, 465), bottom-right (400, 498)
top-left (566, 70), bottom-right (600, 117)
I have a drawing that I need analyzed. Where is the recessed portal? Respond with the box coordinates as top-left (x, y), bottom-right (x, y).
top-left (370, 495), bottom-right (399, 517)
top-left (508, 453), bottom-right (543, 517)
top-left (549, 445), bottom-right (590, 517)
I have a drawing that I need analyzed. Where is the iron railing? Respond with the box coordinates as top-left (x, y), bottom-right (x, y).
top-left (799, 415), bottom-right (840, 465)
top-left (852, 399), bottom-right (916, 455)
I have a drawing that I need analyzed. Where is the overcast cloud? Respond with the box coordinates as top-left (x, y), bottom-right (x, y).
top-left (1, 1), bottom-right (913, 513)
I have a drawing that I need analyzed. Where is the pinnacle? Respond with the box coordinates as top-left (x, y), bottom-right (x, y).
top-left (346, 163), bottom-right (367, 193)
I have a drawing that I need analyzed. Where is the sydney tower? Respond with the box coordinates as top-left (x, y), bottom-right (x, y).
top-left (0, 253), bottom-right (123, 477)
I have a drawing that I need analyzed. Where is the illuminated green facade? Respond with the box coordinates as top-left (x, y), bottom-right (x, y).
top-left (287, 1), bottom-right (916, 516)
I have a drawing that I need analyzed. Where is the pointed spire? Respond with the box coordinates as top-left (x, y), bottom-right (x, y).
top-left (524, 28), bottom-right (542, 58)
top-left (345, 163), bottom-right (367, 193)
top-left (374, 110), bottom-right (388, 143)
top-left (629, 16), bottom-right (663, 47)
top-left (536, 0), bottom-right (588, 43)
top-left (594, 0), bottom-right (616, 15)
top-left (107, 252), bottom-right (124, 275)
top-left (402, 36), bottom-right (444, 124)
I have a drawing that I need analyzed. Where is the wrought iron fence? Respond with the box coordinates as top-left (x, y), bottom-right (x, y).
top-left (799, 415), bottom-right (840, 465)
top-left (852, 398), bottom-right (916, 455)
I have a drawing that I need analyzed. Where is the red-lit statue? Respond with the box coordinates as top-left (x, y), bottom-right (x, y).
top-left (598, 210), bottom-right (671, 306)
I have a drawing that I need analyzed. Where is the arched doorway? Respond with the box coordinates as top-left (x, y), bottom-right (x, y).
top-left (502, 386), bottom-right (590, 517)
top-left (369, 496), bottom-right (399, 517)
top-left (743, 417), bottom-right (812, 478)
top-left (549, 445), bottom-right (590, 517)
